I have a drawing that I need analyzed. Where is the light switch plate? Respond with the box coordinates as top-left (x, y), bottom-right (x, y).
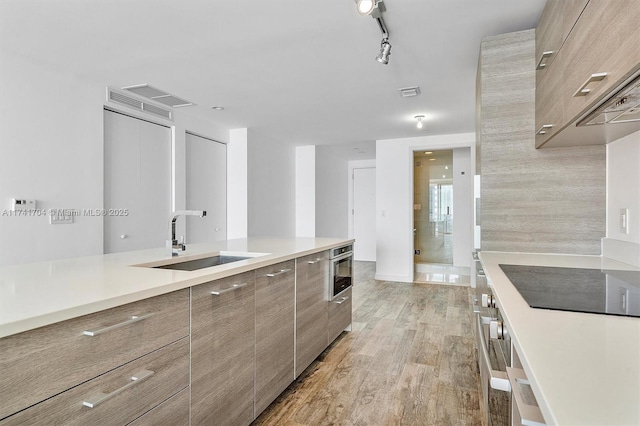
top-left (620, 208), bottom-right (630, 234)
top-left (50, 210), bottom-right (73, 225)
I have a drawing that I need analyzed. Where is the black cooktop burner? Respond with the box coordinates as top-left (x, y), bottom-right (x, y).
top-left (499, 264), bottom-right (640, 318)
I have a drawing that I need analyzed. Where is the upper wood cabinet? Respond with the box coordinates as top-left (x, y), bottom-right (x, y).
top-left (534, 0), bottom-right (588, 72)
top-left (535, 0), bottom-right (640, 148)
top-left (534, 0), bottom-right (589, 145)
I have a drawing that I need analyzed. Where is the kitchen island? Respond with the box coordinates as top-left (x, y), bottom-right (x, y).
top-left (0, 237), bottom-right (350, 338)
top-left (0, 237), bottom-right (353, 425)
top-left (480, 251), bottom-right (640, 425)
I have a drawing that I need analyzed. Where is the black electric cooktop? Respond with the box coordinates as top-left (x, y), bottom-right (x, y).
top-left (499, 264), bottom-right (640, 318)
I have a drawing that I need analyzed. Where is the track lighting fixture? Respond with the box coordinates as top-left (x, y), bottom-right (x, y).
top-left (355, 0), bottom-right (392, 65)
top-left (415, 115), bottom-right (425, 129)
top-left (356, 0), bottom-right (377, 15)
top-left (376, 38), bottom-right (392, 64)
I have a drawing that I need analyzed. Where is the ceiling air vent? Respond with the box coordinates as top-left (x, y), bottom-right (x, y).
top-left (107, 88), bottom-right (173, 121)
top-left (398, 86), bottom-right (421, 97)
top-left (123, 84), bottom-right (194, 108)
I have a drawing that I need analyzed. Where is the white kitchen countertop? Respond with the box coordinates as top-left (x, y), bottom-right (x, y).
top-left (479, 251), bottom-right (640, 426)
top-left (0, 237), bottom-right (352, 339)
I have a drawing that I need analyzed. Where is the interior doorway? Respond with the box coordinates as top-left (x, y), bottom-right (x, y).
top-left (413, 150), bottom-right (454, 265)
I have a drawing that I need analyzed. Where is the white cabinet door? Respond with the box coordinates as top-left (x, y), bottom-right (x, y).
top-left (185, 132), bottom-right (227, 243)
top-left (103, 110), bottom-right (171, 253)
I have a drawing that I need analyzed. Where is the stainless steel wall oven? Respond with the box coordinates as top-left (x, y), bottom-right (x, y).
top-left (473, 251), bottom-right (511, 426)
top-left (473, 251), bottom-right (546, 426)
top-left (330, 244), bottom-right (353, 299)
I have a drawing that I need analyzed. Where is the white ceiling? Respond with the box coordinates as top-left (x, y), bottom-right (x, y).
top-left (1, 0), bottom-right (546, 154)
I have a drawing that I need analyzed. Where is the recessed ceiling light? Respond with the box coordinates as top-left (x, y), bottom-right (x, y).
top-left (429, 158), bottom-right (436, 161)
top-left (442, 175), bottom-right (446, 178)
top-left (445, 166), bottom-right (449, 170)
top-left (211, 106), bottom-right (224, 111)
top-left (425, 151), bottom-right (433, 155)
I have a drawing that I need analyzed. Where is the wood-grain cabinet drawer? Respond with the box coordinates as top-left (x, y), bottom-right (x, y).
top-left (328, 287), bottom-right (352, 344)
top-left (0, 289), bottom-right (190, 420)
top-left (191, 271), bottom-right (256, 426)
top-left (127, 386), bottom-right (189, 426)
top-left (254, 260), bottom-right (295, 417)
top-left (0, 337), bottom-right (190, 425)
top-left (295, 251), bottom-right (330, 377)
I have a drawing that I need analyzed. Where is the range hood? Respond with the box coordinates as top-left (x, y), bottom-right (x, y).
top-left (578, 71), bottom-right (640, 126)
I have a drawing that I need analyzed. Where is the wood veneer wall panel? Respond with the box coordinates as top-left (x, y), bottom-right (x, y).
top-left (479, 29), bottom-right (605, 254)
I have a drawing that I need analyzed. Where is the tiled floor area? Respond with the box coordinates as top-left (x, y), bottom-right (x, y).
top-left (414, 263), bottom-right (471, 286)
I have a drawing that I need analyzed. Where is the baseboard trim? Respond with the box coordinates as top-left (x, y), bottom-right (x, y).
top-left (602, 238), bottom-right (640, 267)
top-left (374, 273), bottom-right (413, 283)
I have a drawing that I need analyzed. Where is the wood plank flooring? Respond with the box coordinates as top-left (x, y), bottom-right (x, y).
top-left (253, 261), bottom-right (482, 426)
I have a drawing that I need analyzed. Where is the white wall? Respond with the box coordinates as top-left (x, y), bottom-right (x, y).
top-left (295, 146), bottom-right (315, 237)
top-left (452, 148), bottom-right (473, 267)
top-left (247, 132), bottom-right (295, 237)
top-left (0, 51), bottom-right (229, 266)
top-left (315, 146), bottom-right (349, 238)
top-left (604, 130), bottom-right (640, 266)
top-left (376, 133), bottom-right (476, 282)
top-left (227, 129), bottom-right (248, 239)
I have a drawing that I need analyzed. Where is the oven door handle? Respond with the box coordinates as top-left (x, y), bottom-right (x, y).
top-left (331, 252), bottom-right (353, 262)
top-left (476, 313), bottom-right (511, 392)
top-left (506, 367), bottom-right (546, 425)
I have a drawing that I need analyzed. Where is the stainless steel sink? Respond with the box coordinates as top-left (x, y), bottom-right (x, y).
top-left (153, 255), bottom-right (253, 271)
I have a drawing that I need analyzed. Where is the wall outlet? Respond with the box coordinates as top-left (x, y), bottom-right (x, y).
top-left (620, 208), bottom-right (630, 234)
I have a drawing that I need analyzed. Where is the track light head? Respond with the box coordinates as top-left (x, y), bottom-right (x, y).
top-left (415, 115), bottom-right (425, 129)
top-left (356, 0), bottom-right (377, 15)
top-left (376, 38), bottom-right (392, 64)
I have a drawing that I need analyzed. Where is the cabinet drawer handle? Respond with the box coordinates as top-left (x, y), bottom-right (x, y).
top-left (573, 72), bottom-right (608, 97)
top-left (535, 50), bottom-right (553, 70)
top-left (83, 313), bottom-right (154, 336)
top-left (211, 282), bottom-right (248, 296)
top-left (335, 296), bottom-right (349, 304)
top-left (535, 124), bottom-right (553, 136)
top-left (307, 258), bottom-right (322, 264)
top-left (82, 369), bottom-right (154, 408)
top-left (506, 367), bottom-right (546, 425)
top-left (265, 268), bottom-right (292, 277)
top-left (476, 313), bottom-right (511, 392)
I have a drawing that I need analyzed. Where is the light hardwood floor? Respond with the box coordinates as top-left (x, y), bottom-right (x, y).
top-left (253, 261), bottom-right (482, 426)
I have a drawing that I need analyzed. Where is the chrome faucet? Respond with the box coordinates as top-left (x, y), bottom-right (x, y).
top-left (167, 210), bottom-right (207, 256)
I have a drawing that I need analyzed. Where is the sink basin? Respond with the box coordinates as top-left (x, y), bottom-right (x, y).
top-left (133, 251), bottom-right (270, 272)
top-left (153, 255), bottom-right (253, 271)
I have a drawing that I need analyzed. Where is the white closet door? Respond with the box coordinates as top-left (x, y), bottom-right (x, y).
top-left (103, 110), bottom-right (171, 253)
top-left (185, 132), bottom-right (227, 243)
